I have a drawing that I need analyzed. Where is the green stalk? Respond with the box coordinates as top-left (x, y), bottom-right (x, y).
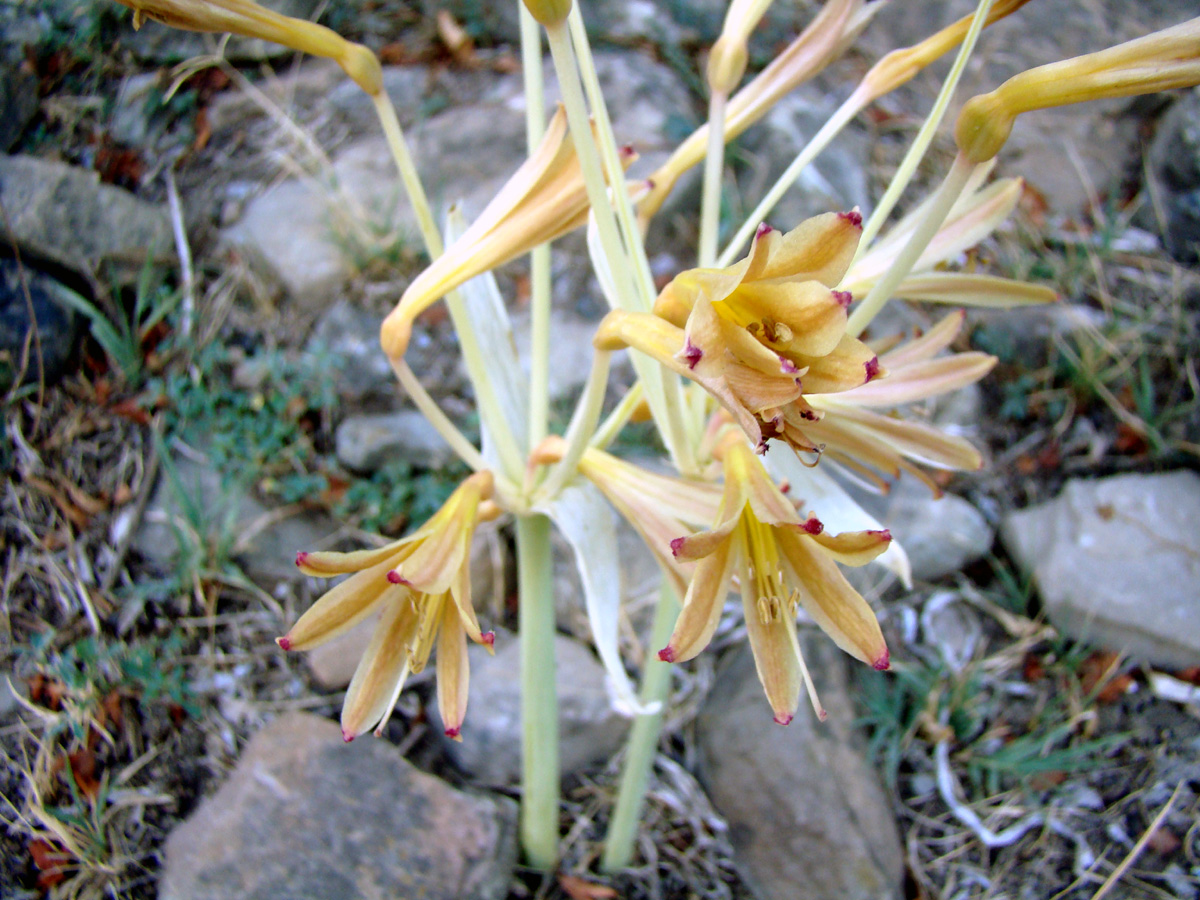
top-left (698, 89), bottom-right (729, 268)
top-left (517, 513), bottom-right (560, 869)
top-left (855, 0), bottom-right (995, 259)
top-left (845, 151), bottom-right (976, 337)
top-left (388, 356), bottom-right (489, 473)
top-left (371, 91), bottom-right (442, 257)
top-left (601, 581), bottom-right (679, 872)
top-left (538, 349), bottom-right (612, 501)
top-left (521, 6), bottom-right (554, 452)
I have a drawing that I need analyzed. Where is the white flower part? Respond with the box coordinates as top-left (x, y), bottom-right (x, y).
top-left (763, 445), bottom-right (912, 588)
top-left (540, 483), bottom-right (660, 717)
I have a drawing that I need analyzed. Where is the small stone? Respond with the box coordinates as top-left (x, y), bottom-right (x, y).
top-left (0, 60), bottom-right (38, 151)
top-left (0, 155), bottom-right (173, 288)
top-left (435, 632), bottom-right (629, 786)
top-left (695, 640), bottom-right (904, 900)
top-left (0, 259), bottom-right (78, 389)
top-left (159, 712), bottom-right (517, 900)
top-left (335, 410), bottom-right (457, 473)
top-left (1000, 471), bottom-right (1200, 669)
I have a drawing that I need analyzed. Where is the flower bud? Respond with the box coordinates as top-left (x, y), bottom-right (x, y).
top-left (521, 0), bottom-right (572, 28)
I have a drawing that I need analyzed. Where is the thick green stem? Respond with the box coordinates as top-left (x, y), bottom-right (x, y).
top-left (601, 581), bottom-right (679, 872)
top-left (846, 152), bottom-right (976, 337)
top-left (517, 513), bottom-right (560, 869)
top-left (698, 89), bottom-right (728, 268)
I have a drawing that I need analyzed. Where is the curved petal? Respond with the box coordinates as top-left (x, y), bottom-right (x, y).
top-left (282, 560), bottom-right (398, 651)
top-left (660, 535), bottom-right (738, 664)
top-left (340, 594), bottom-right (418, 740)
top-left (436, 602), bottom-right (470, 741)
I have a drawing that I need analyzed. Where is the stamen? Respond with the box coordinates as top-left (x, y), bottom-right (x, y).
top-left (838, 210), bottom-right (863, 229)
top-left (832, 290), bottom-right (853, 309)
top-left (683, 339), bottom-right (703, 369)
top-left (756, 222), bottom-right (775, 238)
top-left (295, 551), bottom-right (309, 568)
top-left (658, 646), bottom-right (676, 663)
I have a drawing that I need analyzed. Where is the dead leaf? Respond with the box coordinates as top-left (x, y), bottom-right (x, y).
top-left (437, 10), bottom-right (477, 67)
top-left (1079, 651), bottom-right (1132, 703)
top-left (558, 874), bottom-right (619, 900)
top-left (29, 839), bottom-right (72, 889)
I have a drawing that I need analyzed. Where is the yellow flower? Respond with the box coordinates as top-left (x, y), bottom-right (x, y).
top-left (800, 310), bottom-right (996, 492)
top-left (596, 212), bottom-right (881, 453)
top-left (111, 0), bottom-right (381, 95)
top-left (381, 105), bottom-right (636, 359)
top-left (532, 436), bottom-right (723, 598)
top-left (278, 471), bottom-right (497, 741)
top-left (660, 432), bottom-right (891, 724)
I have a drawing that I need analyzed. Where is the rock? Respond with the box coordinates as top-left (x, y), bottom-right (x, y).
top-left (1000, 472), bottom-right (1200, 670)
top-left (160, 711), bottom-right (517, 900)
top-left (0, 259), bottom-right (78, 388)
top-left (695, 641), bottom-right (904, 900)
top-left (0, 61), bottom-right (38, 151)
top-left (856, 479), bottom-right (993, 582)
top-left (123, 0), bottom-right (325, 64)
top-left (335, 410), bottom-right (458, 473)
top-left (109, 72), bottom-right (166, 148)
top-left (128, 453), bottom-right (338, 586)
top-left (435, 632), bottom-right (629, 786)
top-left (969, 303), bottom-right (1107, 365)
top-left (1145, 88), bottom-right (1200, 263)
top-left (0, 155), bottom-right (173, 288)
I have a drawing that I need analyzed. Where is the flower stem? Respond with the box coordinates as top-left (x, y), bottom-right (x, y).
top-left (601, 581), bottom-right (679, 872)
top-left (538, 349), bottom-right (612, 501)
top-left (855, 0), bottom-right (995, 259)
top-left (388, 356), bottom-right (488, 473)
top-left (521, 6), bottom-right (553, 452)
top-left (846, 151), bottom-right (976, 337)
top-left (698, 89), bottom-right (728, 268)
top-left (370, 91), bottom-right (442, 257)
top-left (517, 513), bottom-right (560, 869)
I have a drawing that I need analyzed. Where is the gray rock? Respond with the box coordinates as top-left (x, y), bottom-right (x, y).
top-left (160, 712), bottom-right (517, 900)
top-left (303, 300), bottom-right (393, 402)
top-left (0, 259), bottom-right (78, 388)
top-left (1145, 88), bottom-right (1200, 263)
top-left (1000, 472), bottom-right (1200, 670)
top-left (335, 410), bottom-right (458, 473)
top-left (436, 632), bottom-right (629, 786)
top-left (128, 452), bottom-right (338, 586)
top-left (695, 641), bottom-right (904, 900)
top-left (109, 72), bottom-right (166, 148)
top-left (0, 155), bottom-right (173, 288)
top-left (0, 61), bottom-right (38, 151)
top-left (857, 479), bottom-right (993, 582)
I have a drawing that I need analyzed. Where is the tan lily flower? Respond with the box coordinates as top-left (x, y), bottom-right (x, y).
top-left (659, 432), bottom-right (890, 723)
top-left (111, 0), bottom-right (381, 95)
top-left (707, 0), bottom-right (775, 94)
top-left (799, 311), bottom-right (996, 492)
top-left (957, 17), bottom-right (1200, 164)
top-left (597, 212), bottom-right (882, 452)
top-left (532, 436), bottom-right (723, 598)
top-left (381, 106), bottom-right (636, 359)
top-left (278, 471), bottom-right (497, 741)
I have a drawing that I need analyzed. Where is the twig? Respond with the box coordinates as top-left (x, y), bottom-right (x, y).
top-left (1090, 782), bottom-right (1183, 900)
top-left (100, 419), bottom-right (163, 595)
top-left (165, 168), bottom-right (195, 339)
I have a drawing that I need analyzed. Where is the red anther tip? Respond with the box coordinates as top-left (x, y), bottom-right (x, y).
top-left (669, 536), bottom-right (686, 558)
top-left (800, 516), bottom-right (824, 535)
top-left (833, 290), bottom-right (853, 309)
top-left (864, 356), bottom-right (881, 381)
top-left (683, 339), bottom-right (702, 369)
top-left (342, 728), bottom-right (355, 743)
top-left (756, 222), bottom-right (775, 237)
top-left (839, 210), bottom-right (863, 228)
top-left (873, 649), bottom-right (891, 671)
top-left (870, 529), bottom-right (893, 542)
top-left (386, 570), bottom-right (405, 584)
top-left (779, 355), bottom-right (798, 374)
top-left (444, 727), bottom-right (461, 739)
top-left (658, 646), bottom-right (676, 663)
top-left (773, 713), bottom-right (794, 726)
top-left (276, 636), bottom-right (292, 651)
top-left (482, 631), bottom-right (496, 647)
top-left (779, 479), bottom-right (791, 494)
top-left (621, 143), bottom-right (635, 156)
top-left (817, 708), bottom-right (828, 722)
top-left (295, 551), bottom-right (308, 567)
top-left (646, 178), bottom-right (656, 189)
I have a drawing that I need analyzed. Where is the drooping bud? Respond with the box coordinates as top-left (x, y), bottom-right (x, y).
top-left (956, 18), bottom-right (1200, 163)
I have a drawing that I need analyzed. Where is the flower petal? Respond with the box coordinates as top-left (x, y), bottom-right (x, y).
top-left (340, 594), bottom-right (418, 740)
top-left (436, 600), bottom-right (470, 741)
top-left (660, 535), bottom-right (738, 664)
top-left (282, 560), bottom-right (397, 651)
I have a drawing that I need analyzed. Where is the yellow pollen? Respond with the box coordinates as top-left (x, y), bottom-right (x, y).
top-left (741, 513), bottom-right (789, 624)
